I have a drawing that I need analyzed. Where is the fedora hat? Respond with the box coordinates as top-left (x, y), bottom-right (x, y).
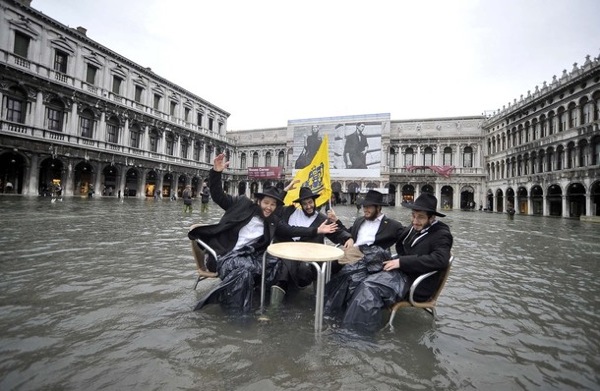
top-left (402, 193), bottom-right (446, 217)
top-left (360, 190), bottom-right (388, 206)
top-left (254, 186), bottom-right (284, 205)
top-left (293, 187), bottom-right (320, 203)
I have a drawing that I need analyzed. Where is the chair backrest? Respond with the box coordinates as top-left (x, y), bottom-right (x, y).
top-left (188, 224), bottom-right (218, 273)
top-left (428, 255), bottom-right (454, 304)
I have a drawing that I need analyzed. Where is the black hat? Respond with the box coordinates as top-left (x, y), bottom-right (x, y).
top-left (254, 186), bottom-right (284, 205)
top-left (402, 193), bottom-right (446, 217)
top-left (361, 190), bottom-right (388, 206)
top-left (293, 187), bottom-right (320, 203)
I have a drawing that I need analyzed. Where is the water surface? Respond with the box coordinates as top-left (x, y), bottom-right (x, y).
top-left (1, 197), bottom-right (599, 390)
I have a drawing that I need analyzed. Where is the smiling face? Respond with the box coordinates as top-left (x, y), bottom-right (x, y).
top-left (259, 196), bottom-right (279, 218)
top-left (410, 210), bottom-right (435, 232)
top-left (300, 197), bottom-right (316, 217)
top-left (362, 205), bottom-right (381, 221)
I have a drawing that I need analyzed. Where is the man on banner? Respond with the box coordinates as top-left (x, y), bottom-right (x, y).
top-left (284, 135), bottom-right (332, 207)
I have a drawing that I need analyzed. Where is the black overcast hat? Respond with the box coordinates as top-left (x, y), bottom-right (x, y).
top-left (254, 186), bottom-right (284, 205)
top-left (293, 187), bottom-right (320, 203)
top-left (402, 193), bottom-right (446, 217)
top-left (360, 190), bottom-right (388, 206)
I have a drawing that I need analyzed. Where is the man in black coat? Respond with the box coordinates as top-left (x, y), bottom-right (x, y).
top-left (270, 186), bottom-right (352, 305)
top-left (324, 190), bottom-right (405, 328)
top-left (339, 193), bottom-right (453, 331)
top-left (188, 153), bottom-right (337, 312)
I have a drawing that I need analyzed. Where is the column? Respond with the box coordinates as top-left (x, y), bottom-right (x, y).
top-left (122, 118), bottom-right (130, 150)
top-left (32, 91), bottom-right (44, 128)
top-left (26, 154), bottom-right (39, 195)
top-left (542, 195), bottom-right (548, 216)
top-left (562, 195), bottom-right (569, 218)
top-left (97, 111), bottom-right (106, 143)
top-left (157, 171), bottom-right (164, 197)
top-left (65, 159), bottom-right (75, 196)
top-left (69, 102), bottom-right (79, 136)
top-left (118, 164), bottom-right (127, 197)
top-left (585, 192), bottom-right (592, 217)
top-left (94, 161), bottom-right (103, 195)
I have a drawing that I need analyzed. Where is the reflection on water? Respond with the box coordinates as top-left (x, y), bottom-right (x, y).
top-left (0, 197), bottom-right (599, 390)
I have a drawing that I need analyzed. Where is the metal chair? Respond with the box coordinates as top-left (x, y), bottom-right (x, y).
top-left (388, 255), bottom-right (454, 327)
top-left (190, 233), bottom-right (219, 289)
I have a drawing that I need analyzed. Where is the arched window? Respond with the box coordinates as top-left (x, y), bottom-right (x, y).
top-left (389, 147), bottom-right (397, 168)
top-left (404, 147), bottom-right (414, 166)
top-left (46, 98), bottom-right (65, 132)
top-left (556, 146), bottom-right (564, 170)
top-left (581, 97), bottom-right (591, 124)
top-left (205, 145), bottom-right (212, 163)
top-left (557, 107), bottom-right (566, 132)
top-left (181, 138), bottom-right (189, 159)
top-left (194, 141), bottom-right (201, 161)
top-left (423, 147), bottom-right (433, 165)
top-left (591, 136), bottom-right (600, 165)
top-left (568, 103), bottom-right (578, 128)
top-left (278, 151), bottom-right (285, 167)
top-left (149, 129), bottom-right (159, 152)
top-left (5, 86), bottom-right (27, 123)
top-left (252, 152), bottom-right (259, 167)
top-left (240, 153), bottom-right (247, 169)
top-left (165, 133), bottom-right (174, 155)
top-left (443, 147), bottom-right (452, 165)
top-left (106, 116), bottom-right (120, 144)
top-left (265, 151), bottom-right (272, 167)
top-left (130, 124), bottom-right (141, 149)
top-left (79, 109), bottom-right (95, 138)
top-left (463, 146), bottom-right (473, 168)
top-left (546, 148), bottom-right (554, 172)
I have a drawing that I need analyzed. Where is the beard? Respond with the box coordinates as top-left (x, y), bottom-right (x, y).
top-left (302, 206), bottom-right (317, 217)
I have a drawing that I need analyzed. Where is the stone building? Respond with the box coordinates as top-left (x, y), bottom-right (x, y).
top-left (1, 0), bottom-right (231, 198)
top-left (483, 58), bottom-right (600, 217)
top-left (1, 0), bottom-right (598, 218)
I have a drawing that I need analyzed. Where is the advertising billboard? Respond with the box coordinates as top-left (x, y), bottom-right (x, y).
top-left (289, 113), bottom-right (389, 178)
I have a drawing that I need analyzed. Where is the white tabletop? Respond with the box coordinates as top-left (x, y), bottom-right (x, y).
top-left (267, 242), bottom-right (344, 262)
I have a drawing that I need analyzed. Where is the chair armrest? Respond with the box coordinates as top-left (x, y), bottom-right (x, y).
top-left (196, 238), bottom-right (218, 263)
top-left (407, 270), bottom-right (439, 305)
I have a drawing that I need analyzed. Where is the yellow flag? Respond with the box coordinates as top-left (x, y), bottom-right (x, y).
top-left (284, 135), bottom-right (331, 207)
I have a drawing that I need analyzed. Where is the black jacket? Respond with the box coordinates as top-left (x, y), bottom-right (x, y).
top-left (395, 220), bottom-right (453, 301)
top-left (341, 215), bottom-right (405, 250)
top-left (275, 205), bottom-right (352, 245)
top-left (188, 170), bottom-right (319, 256)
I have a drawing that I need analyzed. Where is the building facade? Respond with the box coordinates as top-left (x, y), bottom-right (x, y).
top-left (1, 0), bottom-right (599, 217)
top-left (1, 0), bottom-right (232, 199)
top-left (483, 58), bottom-right (600, 217)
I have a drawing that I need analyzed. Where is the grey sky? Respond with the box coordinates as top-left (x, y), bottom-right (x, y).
top-left (33, 0), bottom-right (600, 130)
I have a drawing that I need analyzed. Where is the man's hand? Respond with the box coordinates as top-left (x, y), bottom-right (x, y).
top-left (343, 238), bottom-right (355, 249)
top-left (317, 220), bottom-right (338, 234)
top-left (383, 259), bottom-right (400, 271)
top-left (284, 179), bottom-right (300, 192)
top-left (326, 209), bottom-right (338, 223)
top-left (213, 153), bottom-right (229, 172)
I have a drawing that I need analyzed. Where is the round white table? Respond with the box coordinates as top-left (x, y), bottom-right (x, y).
top-left (264, 242), bottom-right (344, 332)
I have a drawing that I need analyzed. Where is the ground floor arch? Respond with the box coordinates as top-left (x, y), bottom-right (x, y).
top-left (0, 151), bottom-right (26, 194)
top-left (441, 185), bottom-right (453, 210)
top-left (567, 182), bottom-right (586, 217)
top-left (73, 161), bottom-right (94, 196)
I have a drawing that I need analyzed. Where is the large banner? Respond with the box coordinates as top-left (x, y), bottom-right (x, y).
top-left (289, 113), bottom-right (388, 179)
top-left (283, 136), bottom-right (331, 207)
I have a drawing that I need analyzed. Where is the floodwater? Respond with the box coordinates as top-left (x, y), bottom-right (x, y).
top-left (0, 196), bottom-right (599, 391)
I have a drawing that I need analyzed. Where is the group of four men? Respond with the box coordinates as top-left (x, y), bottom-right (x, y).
top-left (188, 153), bottom-right (453, 331)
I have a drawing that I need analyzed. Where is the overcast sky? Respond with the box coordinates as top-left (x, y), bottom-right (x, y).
top-left (33, 0), bottom-right (600, 130)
